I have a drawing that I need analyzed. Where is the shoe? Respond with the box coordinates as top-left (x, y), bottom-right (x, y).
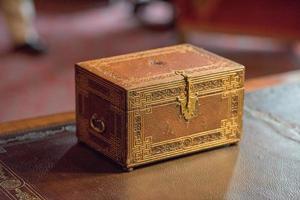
top-left (133, 0), bottom-right (176, 30)
top-left (14, 41), bottom-right (47, 55)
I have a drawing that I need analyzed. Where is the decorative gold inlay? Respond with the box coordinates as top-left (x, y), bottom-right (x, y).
top-left (175, 70), bottom-right (198, 121)
top-left (0, 161), bottom-right (45, 200)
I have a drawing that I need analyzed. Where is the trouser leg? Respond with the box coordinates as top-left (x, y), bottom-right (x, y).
top-left (0, 0), bottom-right (39, 45)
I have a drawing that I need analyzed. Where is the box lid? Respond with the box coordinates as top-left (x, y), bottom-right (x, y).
top-left (77, 44), bottom-right (244, 90)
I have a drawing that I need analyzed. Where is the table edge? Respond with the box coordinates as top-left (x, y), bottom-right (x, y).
top-left (0, 112), bottom-right (75, 137)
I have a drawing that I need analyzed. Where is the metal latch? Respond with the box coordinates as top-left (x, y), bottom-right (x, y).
top-left (175, 70), bottom-right (198, 121)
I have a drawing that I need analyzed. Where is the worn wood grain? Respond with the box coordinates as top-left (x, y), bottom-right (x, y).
top-left (0, 112), bottom-right (75, 137)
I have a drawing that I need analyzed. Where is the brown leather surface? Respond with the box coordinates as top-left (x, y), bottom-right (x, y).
top-left (0, 82), bottom-right (300, 199)
top-left (77, 44), bottom-right (243, 89)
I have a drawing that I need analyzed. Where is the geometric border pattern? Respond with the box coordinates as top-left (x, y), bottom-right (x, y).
top-left (0, 160), bottom-right (45, 200)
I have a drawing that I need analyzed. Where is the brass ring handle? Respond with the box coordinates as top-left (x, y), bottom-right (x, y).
top-left (90, 113), bottom-right (105, 133)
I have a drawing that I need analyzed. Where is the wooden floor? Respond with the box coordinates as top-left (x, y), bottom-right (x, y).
top-left (0, 0), bottom-right (300, 122)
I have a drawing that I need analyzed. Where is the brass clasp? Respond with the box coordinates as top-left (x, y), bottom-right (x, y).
top-left (175, 70), bottom-right (198, 121)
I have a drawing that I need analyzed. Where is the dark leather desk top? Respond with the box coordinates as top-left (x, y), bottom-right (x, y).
top-left (0, 82), bottom-right (299, 200)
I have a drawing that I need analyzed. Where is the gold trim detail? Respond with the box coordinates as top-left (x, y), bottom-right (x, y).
top-left (0, 160), bottom-right (45, 200)
top-left (150, 130), bottom-right (223, 156)
top-left (128, 70), bottom-right (243, 110)
top-left (221, 117), bottom-right (239, 139)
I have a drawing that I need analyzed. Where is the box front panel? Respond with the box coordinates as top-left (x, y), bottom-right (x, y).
top-left (127, 70), bottom-right (244, 167)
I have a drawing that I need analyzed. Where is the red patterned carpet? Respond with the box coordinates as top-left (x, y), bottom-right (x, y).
top-left (0, 1), bottom-right (300, 122)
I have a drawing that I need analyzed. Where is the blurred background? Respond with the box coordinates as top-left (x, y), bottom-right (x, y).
top-left (1, 0), bottom-right (300, 122)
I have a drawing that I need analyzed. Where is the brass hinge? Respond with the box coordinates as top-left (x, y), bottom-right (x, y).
top-left (175, 70), bottom-right (198, 121)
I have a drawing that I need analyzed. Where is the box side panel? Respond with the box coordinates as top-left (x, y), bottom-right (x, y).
top-left (127, 69), bottom-right (244, 167)
top-left (75, 66), bottom-right (127, 166)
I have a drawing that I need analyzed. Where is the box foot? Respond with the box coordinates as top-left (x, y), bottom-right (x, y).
top-left (123, 167), bottom-right (134, 172)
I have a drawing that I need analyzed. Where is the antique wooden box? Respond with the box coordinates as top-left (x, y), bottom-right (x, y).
top-left (75, 44), bottom-right (244, 171)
